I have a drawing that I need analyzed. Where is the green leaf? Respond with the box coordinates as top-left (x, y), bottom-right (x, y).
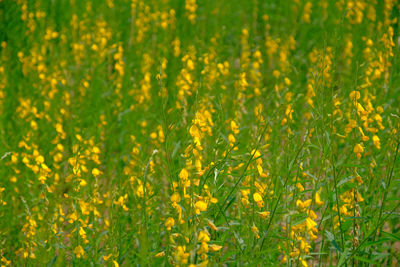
top-left (325, 230), bottom-right (334, 241)
top-left (338, 248), bottom-right (350, 266)
top-left (48, 255), bottom-right (57, 267)
top-left (381, 231), bottom-right (400, 241)
top-left (341, 219), bottom-right (353, 232)
top-left (337, 176), bottom-right (354, 187)
top-left (353, 255), bottom-right (379, 265)
top-left (331, 239), bottom-right (343, 253)
top-left (325, 231), bottom-right (343, 253)
top-left (360, 238), bottom-right (390, 248)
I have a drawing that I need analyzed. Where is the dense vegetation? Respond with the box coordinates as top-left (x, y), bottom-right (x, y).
top-left (0, 0), bottom-right (399, 266)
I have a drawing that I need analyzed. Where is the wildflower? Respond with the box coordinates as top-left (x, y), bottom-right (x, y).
top-left (174, 246), bottom-right (189, 265)
top-left (315, 192), bottom-right (324, 206)
top-left (74, 245), bottom-right (85, 258)
top-left (230, 120), bottom-right (239, 134)
top-left (165, 217), bottom-right (175, 231)
top-left (103, 254), bottom-right (112, 261)
top-left (179, 168), bottom-right (189, 181)
top-left (209, 244), bottom-right (223, 252)
top-left (195, 200), bottom-right (207, 214)
top-left (353, 143), bottom-right (364, 159)
top-left (372, 135), bottom-right (380, 149)
top-left (305, 217), bottom-right (317, 230)
top-left (253, 192), bottom-right (264, 207)
top-left (38, 176), bottom-right (46, 184)
top-left (296, 199), bottom-right (312, 209)
top-left (358, 127), bottom-right (369, 141)
top-left (198, 230), bottom-right (210, 242)
top-left (92, 146), bottom-right (100, 154)
top-left (251, 225), bottom-right (260, 239)
top-left (92, 168), bottom-right (102, 177)
top-left (349, 90), bottom-right (360, 100)
top-left (258, 211), bottom-right (270, 218)
top-left (155, 251), bottom-right (165, 258)
top-left (253, 192), bottom-right (262, 202)
top-left (171, 192), bottom-right (181, 203)
top-left (79, 179), bottom-right (87, 187)
top-left (35, 155), bottom-right (44, 164)
top-left (296, 183), bottom-right (305, 191)
top-left (300, 257), bottom-right (309, 267)
top-left (207, 220), bottom-right (218, 231)
top-left (356, 191), bottom-right (364, 202)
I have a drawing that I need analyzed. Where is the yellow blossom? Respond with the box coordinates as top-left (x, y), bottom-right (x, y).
top-left (353, 143), bottom-right (364, 158)
top-left (305, 217), bottom-right (317, 230)
top-left (315, 192), bottom-right (324, 206)
top-left (155, 251), bottom-right (165, 258)
top-left (207, 220), bottom-right (218, 231)
top-left (74, 245), bottom-right (85, 258)
top-left (253, 192), bottom-right (263, 203)
top-left (165, 217), bottom-right (175, 230)
top-left (209, 244), bottom-right (223, 252)
top-left (92, 168), bottom-right (102, 177)
top-left (372, 135), bottom-right (381, 149)
top-left (349, 90), bottom-right (360, 100)
top-left (195, 200), bottom-right (207, 214)
top-left (179, 168), bottom-right (189, 181)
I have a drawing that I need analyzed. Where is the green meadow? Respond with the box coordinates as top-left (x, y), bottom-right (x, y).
top-left (0, 0), bottom-right (399, 266)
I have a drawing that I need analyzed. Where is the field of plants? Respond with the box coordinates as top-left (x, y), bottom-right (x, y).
top-left (0, 0), bottom-right (399, 266)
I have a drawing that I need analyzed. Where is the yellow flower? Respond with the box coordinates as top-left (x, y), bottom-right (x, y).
top-left (300, 257), bottom-right (309, 267)
top-left (353, 143), bottom-right (364, 159)
top-left (38, 176), bottom-right (46, 184)
top-left (207, 220), bottom-right (218, 231)
top-left (230, 120), bottom-right (239, 134)
top-left (189, 125), bottom-right (201, 140)
top-left (174, 246), bottom-right (189, 265)
top-left (35, 155), bottom-right (44, 164)
top-left (198, 230), bottom-right (210, 242)
top-left (79, 227), bottom-right (86, 237)
top-left (251, 225), bottom-right (260, 239)
top-left (296, 183), bottom-right (305, 191)
top-left (228, 134), bottom-right (236, 144)
top-left (74, 245), bottom-right (85, 258)
top-left (349, 90), bottom-right (360, 100)
top-left (258, 211), bottom-right (270, 218)
top-left (79, 179), bottom-right (87, 187)
top-left (92, 168), bottom-right (102, 177)
top-left (359, 127), bottom-right (369, 141)
top-left (179, 168), bottom-right (189, 181)
top-left (209, 244), bottom-right (223, 252)
top-left (171, 192), bottom-right (181, 203)
top-left (296, 199), bottom-right (312, 209)
top-left (165, 217), bottom-right (175, 231)
top-left (155, 251), bottom-right (165, 258)
top-left (92, 146), bottom-right (100, 154)
top-left (187, 59), bottom-right (194, 70)
top-left (210, 197), bottom-right (218, 204)
top-left (103, 254), bottom-right (112, 261)
top-left (305, 217), bottom-right (317, 230)
top-left (372, 135), bottom-right (381, 149)
top-left (356, 191), bottom-right (364, 202)
top-left (195, 200), bottom-right (208, 214)
top-left (353, 144), bottom-right (364, 153)
top-left (253, 192), bottom-right (262, 203)
top-left (315, 192), bottom-right (324, 206)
